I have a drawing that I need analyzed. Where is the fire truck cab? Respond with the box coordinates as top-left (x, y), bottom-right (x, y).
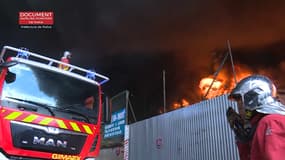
top-left (0, 46), bottom-right (109, 160)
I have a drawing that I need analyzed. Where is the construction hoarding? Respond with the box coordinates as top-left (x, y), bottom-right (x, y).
top-left (128, 94), bottom-right (240, 160)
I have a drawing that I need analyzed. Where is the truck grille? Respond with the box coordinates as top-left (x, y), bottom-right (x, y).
top-left (10, 121), bottom-right (87, 155)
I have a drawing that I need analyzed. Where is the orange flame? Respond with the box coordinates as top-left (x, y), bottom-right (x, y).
top-left (199, 77), bottom-right (224, 99)
top-left (165, 64), bottom-right (253, 113)
top-left (199, 65), bottom-right (253, 99)
top-left (181, 98), bottom-right (189, 106)
top-left (169, 98), bottom-right (190, 110)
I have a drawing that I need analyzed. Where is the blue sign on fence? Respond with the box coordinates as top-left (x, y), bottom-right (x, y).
top-left (104, 108), bottom-right (126, 138)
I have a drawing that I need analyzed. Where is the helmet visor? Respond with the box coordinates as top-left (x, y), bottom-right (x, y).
top-left (228, 93), bottom-right (242, 101)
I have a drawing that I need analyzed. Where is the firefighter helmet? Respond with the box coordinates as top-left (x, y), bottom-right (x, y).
top-left (63, 51), bottom-right (72, 59)
top-left (228, 75), bottom-right (285, 115)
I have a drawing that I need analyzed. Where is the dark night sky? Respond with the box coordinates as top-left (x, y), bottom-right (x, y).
top-left (1, 0), bottom-right (285, 121)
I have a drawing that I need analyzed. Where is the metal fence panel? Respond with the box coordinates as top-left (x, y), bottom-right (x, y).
top-left (129, 95), bottom-right (240, 160)
top-left (97, 147), bottom-right (124, 160)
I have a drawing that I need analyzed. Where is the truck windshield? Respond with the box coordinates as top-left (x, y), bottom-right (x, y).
top-left (1, 63), bottom-right (99, 123)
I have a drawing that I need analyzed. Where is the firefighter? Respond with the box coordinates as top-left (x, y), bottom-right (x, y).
top-left (58, 51), bottom-right (71, 70)
top-left (84, 96), bottom-right (94, 110)
top-left (227, 75), bottom-right (285, 160)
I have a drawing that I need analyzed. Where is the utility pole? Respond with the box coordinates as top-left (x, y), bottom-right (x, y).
top-left (163, 70), bottom-right (166, 113)
top-left (227, 40), bottom-right (237, 85)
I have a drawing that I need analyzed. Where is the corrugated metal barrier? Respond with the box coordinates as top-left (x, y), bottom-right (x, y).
top-left (128, 95), bottom-right (240, 160)
top-left (98, 146), bottom-right (124, 160)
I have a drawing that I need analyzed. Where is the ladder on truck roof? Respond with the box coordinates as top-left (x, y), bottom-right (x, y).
top-left (0, 46), bottom-right (109, 85)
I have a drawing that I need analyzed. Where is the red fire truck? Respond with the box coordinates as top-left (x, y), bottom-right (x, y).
top-left (0, 46), bottom-right (110, 160)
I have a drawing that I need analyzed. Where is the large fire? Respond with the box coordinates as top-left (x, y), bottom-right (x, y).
top-left (167, 65), bottom-right (253, 112)
top-left (199, 65), bottom-right (253, 99)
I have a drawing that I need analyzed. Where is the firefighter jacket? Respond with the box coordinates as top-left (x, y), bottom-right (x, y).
top-left (237, 114), bottom-right (285, 160)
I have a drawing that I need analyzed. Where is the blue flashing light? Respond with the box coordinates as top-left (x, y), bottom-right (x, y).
top-left (17, 47), bottom-right (30, 59)
top-left (86, 69), bottom-right (96, 80)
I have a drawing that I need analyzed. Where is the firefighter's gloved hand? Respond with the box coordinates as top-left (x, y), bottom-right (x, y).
top-left (226, 107), bottom-right (252, 143)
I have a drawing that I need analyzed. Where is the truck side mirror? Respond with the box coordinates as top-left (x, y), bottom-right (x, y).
top-left (5, 70), bottom-right (16, 83)
top-left (0, 61), bottom-right (18, 84)
top-left (0, 61), bottom-right (18, 68)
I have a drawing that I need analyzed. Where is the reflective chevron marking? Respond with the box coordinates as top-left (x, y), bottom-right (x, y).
top-left (4, 111), bottom-right (22, 120)
top-left (3, 110), bottom-right (95, 134)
